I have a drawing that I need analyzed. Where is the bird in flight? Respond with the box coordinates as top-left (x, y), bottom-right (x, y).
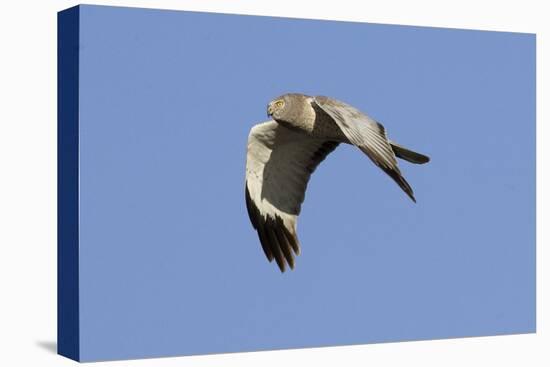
top-left (245, 93), bottom-right (429, 272)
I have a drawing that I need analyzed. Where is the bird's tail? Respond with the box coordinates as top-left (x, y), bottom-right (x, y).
top-left (390, 141), bottom-right (430, 164)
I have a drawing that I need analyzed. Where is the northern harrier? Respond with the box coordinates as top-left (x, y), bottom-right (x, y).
top-left (245, 93), bottom-right (429, 272)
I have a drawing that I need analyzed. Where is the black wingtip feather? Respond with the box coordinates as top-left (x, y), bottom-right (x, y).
top-left (269, 220), bottom-right (295, 270)
top-left (244, 184), bottom-right (258, 229)
top-left (278, 217), bottom-right (301, 256)
top-left (381, 166), bottom-right (417, 203)
top-left (261, 224), bottom-right (286, 272)
top-left (245, 185), bottom-right (274, 261)
top-left (256, 222), bottom-right (274, 263)
top-left (246, 183), bottom-right (303, 272)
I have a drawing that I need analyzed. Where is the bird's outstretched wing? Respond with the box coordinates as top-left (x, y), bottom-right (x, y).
top-left (245, 120), bottom-right (339, 272)
top-left (312, 96), bottom-right (416, 202)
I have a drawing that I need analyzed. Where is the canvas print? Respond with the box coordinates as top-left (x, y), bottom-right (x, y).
top-left (58, 4), bottom-right (536, 362)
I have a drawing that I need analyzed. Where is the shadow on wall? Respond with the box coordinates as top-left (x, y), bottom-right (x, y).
top-left (36, 340), bottom-right (57, 354)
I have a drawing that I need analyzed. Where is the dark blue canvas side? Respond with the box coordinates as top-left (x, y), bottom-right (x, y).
top-left (57, 5), bottom-right (80, 362)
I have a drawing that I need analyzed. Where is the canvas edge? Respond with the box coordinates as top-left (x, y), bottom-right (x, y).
top-left (57, 4), bottom-right (80, 362)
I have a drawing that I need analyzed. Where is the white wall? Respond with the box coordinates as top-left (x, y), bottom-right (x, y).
top-left (0, 1), bottom-right (546, 366)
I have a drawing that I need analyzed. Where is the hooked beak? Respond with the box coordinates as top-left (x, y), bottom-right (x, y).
top-left (267, 103), bottom-right (274, 118)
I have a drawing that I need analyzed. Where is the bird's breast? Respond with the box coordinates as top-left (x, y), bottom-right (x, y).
top-left (289, 102), bottom-right (318, 133)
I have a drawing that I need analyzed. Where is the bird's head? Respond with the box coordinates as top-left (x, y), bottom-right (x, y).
top-left (267, 93), bottom-right (311, 124)
top-left (267, 95), bottom-right (289, 120)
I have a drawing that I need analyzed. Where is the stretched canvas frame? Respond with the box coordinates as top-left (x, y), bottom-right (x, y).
top-left (58, 4), bottom-right (536, 362)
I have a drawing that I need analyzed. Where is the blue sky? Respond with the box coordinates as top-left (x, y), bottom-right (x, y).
top-left (76, 5), bottom-right (535, 361)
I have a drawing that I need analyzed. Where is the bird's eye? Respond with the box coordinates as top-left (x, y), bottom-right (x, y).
top-left (275, 100), bottom-right (285, 108)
